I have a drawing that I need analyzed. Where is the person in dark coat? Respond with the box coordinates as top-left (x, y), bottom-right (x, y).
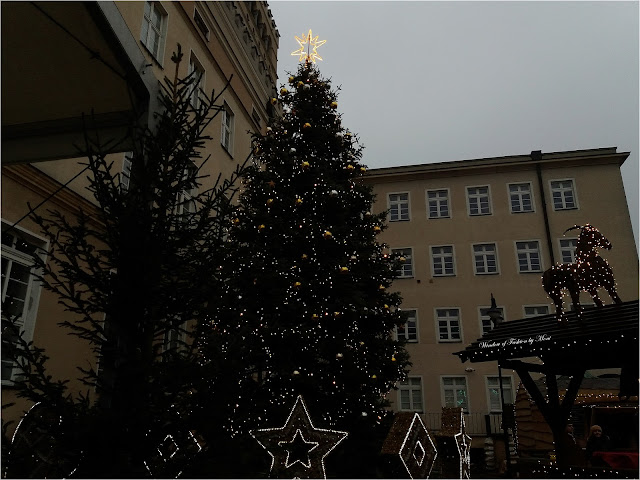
top-left (585, 425), bottom-right (611, 467)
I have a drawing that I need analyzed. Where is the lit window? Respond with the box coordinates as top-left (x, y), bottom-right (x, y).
top-left (221, 102), bottom-right (234, 154)
top-left (487, 376), bottom-right (513, 412)
top-left (431, 245), bottom-right (455, 276)
top-left (427, 189), bottom-right (450, 219)
top-left (516, 241), bottom-right (542, 272)
top-left (559, 238), bottom-right (578, 264)
top-left (388, 193), bottom-right (410, 222)
top-left (509, 183), bottom-right (534, 213)
top-left (399, 377), bottom-right (423, 411)
top-left (140, 1), bottom-right (168, 63)
top-left (550, 180), bottom-right (577, 210)
top-left (396, 310), bottom-right (418, 343)
top-left (1, 225), bottom-right (45, 382)
top-left (391, 248), bottom-right (413, 278)
top-left (473, 243), bottom-right (498, 274)
top-left (437, 308), bottom-right (461, 342)
top-left (524, 305), bottom-right (549, 318)
top-left (467, 186), bottom-right (491, 216)
top-left (479, 306), bottom-right (504, 335)
top-left (188, 54), bottom-right (205, 109)
top-left (442, 377), bottom-right (468, 411)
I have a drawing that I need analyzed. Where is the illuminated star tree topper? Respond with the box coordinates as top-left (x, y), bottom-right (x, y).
top-left (291, 29), bottom-right (326, 63)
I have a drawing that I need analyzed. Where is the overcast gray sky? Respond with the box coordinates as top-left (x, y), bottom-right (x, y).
top-left (268, 1), bottom-right (639, 248)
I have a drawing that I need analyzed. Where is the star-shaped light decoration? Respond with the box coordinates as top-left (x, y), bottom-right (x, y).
top-left (454, 414), bottom-right (472, 479)
top-left (382, 412), bottom-right (438, 479)
top-left (291, 29), bottom-right (326, 63)
top-left (250, 395), bottom-right (348, 479)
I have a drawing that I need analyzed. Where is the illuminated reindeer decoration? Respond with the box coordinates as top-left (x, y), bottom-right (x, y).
top-left (542, 224), bottom-right (622, 321)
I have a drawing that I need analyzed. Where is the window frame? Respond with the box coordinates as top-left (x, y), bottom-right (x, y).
top-left (188, 51), bottom-right (206, 109)
top-left (523, 305), bottom-right (550, 318)
top-left (140, 1), bottom-right (168, 65)
top-left (435, 307), bottom-right (462, 343)
top-left (430, 244), bottom-right (456, 277)
top-left (478, 305), bottom-right (505, 336)
top-left (559, 237), bottom-right (578, 264)
top-left (398, 376), bottom-right (424, 412)
top-left (121, 152), bottom-right (133, 192)
top-left (426, 188), bottom-right (451, 219)
top-left (485, 375), bottom-right (514, 413)
top-left (441, 375), bottom-right (470, 412)
top-left (221, 101), bottom-right (235, 155)
top-left (395, 309), bottom-right (418, 343)
top-left (390, 247), bottom-right (414, 279)
top-left (193, 7), bottom-right (210, 41)
top-left (515, 240), bottom-right (543, 273)
top-left (1, 222), bottom-right (48, 385)
top-left (387, 192), bottom-right (411, 222)
top-left (466, 185), bottom-right (492, 216)
top-left (549, 178), bottom-right (579, 211)
top-left (507, 181), bottom-right (535, 214)
top-left (472, 242), bottom-right (499, 275)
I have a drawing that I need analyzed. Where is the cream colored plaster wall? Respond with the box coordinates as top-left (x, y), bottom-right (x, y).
top-left (371, 159), bottom-right (638, 417)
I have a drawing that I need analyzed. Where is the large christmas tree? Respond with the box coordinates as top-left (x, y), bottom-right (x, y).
top-left (204, 60), bottom-right (411, 477)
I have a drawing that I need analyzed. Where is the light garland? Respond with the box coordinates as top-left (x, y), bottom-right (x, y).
top-left (249, 395), bottom-right (348, 479)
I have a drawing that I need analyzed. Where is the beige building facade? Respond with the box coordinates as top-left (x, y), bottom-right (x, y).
top-left (2, 1), bottom-right (279, 426)
top-left (363, 147), bottom-right (639, 443)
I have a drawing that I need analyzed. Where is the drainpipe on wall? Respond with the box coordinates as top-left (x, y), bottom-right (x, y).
top-left (533, 150), bottom-right (555, 266)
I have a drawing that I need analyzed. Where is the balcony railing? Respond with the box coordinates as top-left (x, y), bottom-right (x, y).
top-left (419, 412), bottom-right (504, 436)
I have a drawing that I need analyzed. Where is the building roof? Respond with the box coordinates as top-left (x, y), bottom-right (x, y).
top-left (454, 300), bottom-right (639, 372)
top-left (362, 147), bottom-right (629, 182)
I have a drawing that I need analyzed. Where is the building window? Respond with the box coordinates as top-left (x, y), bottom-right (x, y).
top-left (479, 306), bottom-right (504, 335)
top-left (388, 193), bottom-right (410, 222)
top-left (399, 377), bottom-right (423, 411)
top-left (559, 238), bottom-right (578, 264)
top-left (436, 308), bottom-right (461, 342)
top-left (467, 186), bottom-right (491, 216)
top-left (140, 1), bottom-right (168, 63)
top-left (524, 305), bottom-right (550, 318)
top-left (162, 320), bottom-right (186, 357)
top-left (427, 189), bottom-right (450, 219)
top-left (193, 8), bottom-right (210, 40)
top-left (176, 163), bottom-right (198, 225)
top-left (431, 245), bottom-right (455, 276)
top-left (221, 102), bottom-right (234, 154)
top-left (121, 152), bottom-right (133, 192)
top-left (1, 225), bottom-right (45, 382)
top-left (487, 376), bottom-right (514, 412)
top-left (391, 248), bottom-right (413, 278)
top-left (396, 309), bottom-right (418, 343)
top-left (442, 377), bottom-right (468, 411)
top-left (516, 241), bottom-right (542, 272)
top-left (508, 183), bottom-right (534, 213)
top-left (473, 243), bottom-right (498, 275)
top-left (550, 179), bottom-right (577, 210)
top-left (188, 54), bottom-right (205, 109)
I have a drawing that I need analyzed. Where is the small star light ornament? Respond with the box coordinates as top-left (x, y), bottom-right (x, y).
top-left (291, 29), bottom-right (326, 63)
top-left (454, 414), bottom-right (472, 479)
top-left (250, 395), bottom-right (348, 479)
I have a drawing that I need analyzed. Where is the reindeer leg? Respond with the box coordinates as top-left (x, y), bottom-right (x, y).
top-left (606, 283), bottom-right (623, 304)
top-left (552, 292), bottom-right (564, 321)
top-left (590, 290), bottom-right (604, 308)
top-left (569, 288), bottom-right (582, 320)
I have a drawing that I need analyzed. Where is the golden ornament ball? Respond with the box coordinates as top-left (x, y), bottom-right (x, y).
top-left (288, 76), bottom-right (295, 83)
top-left (346, 164), bottom-right (355, 171)
top-left (303, 122), bottom-right (311, 129)
top-left (295, 198), bottom-right (303, 205)
top-left (301, 160), bottom-right (310, 169)
top-left (270, 97), bottom-right (277, 105)
top-left (280, 87), bottom-right (288, 95)
top-left (330, 101), bottom-right (338, 109)
top-left (324, 231), bottom-right (333, 239)
top-left (373, 225), bottom-right (382, 232)
top-left (266, 198), bottom-right (274, 206)
top-left (258, 224), bottom-right (265, 230)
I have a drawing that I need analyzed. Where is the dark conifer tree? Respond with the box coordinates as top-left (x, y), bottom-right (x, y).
top-left (205, 61), bottom-right (411, 477)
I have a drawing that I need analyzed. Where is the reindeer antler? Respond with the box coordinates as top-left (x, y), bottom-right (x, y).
top-left (563, 225), bottom-right (583, 235)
